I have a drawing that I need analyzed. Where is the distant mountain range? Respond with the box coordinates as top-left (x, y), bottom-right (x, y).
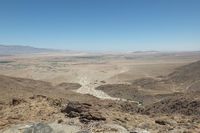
top-left (132, 51), bottom-right (158, 53)
top-left (0, 44), bottom-right (70, 55)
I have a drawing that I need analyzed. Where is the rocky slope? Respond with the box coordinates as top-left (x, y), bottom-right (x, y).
top-left (1, 60), bottom-right (200, 132)
top-left (95, 84), bottom-right (154, 105)
top-left (168, 60), bottom-right (200, 84)
top-left (96, 60), bottom-right (200, 105)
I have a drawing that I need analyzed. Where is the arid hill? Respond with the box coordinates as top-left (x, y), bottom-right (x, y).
top-left (1, 74), bottom-right (200, 132)
top-left (168, 60), bottom-right (200, 84)
top-left (95, 84), bottom-right (155, 105)
top-left (95, 60), bottom-right (200, 105)
top-left (143, 90), bottom-right (200, 116)
top-left (0, 75), bottom-right (95, 104)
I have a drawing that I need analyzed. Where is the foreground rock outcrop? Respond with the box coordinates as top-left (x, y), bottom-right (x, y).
top-left (2, 123), bottom-right (53, 133)
top-left (1, 122), bottom-right (82, 133)
top-left (62, 101), bottom-right (106, 123)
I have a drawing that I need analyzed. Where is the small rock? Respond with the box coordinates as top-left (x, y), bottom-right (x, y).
top-left (155, 119), bottom-right (169, 125)
top-left (168, 128), bottom-right (174, 131)
top-left (56, 131), bottom-right (65, 133)
top-left (62, 101), bottom-right (82, 113)
top-left (76, 131), bottom-right (90, 133)
top-left (80, 118), bottom-right (90, 123)
top-left (0, 121), bottom-right (7, 126)
top-left (133, 130), bottom-right (150, 133)
top-left (11, 98), bottom-right (22, 106)
top-left (80, 111), bottom-right (106, 121)
top-left (89, 110), bottom-right (106, 121)
top-left (0, 105), bottom-right (3, 110)
top-left (67, 111), bottom-right (80, 118)
top-left (100, 80), bottom-right (106, 83)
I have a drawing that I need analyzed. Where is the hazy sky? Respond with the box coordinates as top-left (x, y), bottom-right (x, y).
top-left (0, 0), bottom-right (200, 52)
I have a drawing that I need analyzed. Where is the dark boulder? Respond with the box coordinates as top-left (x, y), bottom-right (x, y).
top-left (62, 101), bottom-right (82, 113)
top-left (155, 119), bottom-right (169, 125)
top-left (63, 101), bottom-right (106, 123)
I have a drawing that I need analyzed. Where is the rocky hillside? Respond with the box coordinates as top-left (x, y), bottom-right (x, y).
top-left (1, 59), bottom-right (200, 132)
top-left (95, 84), bottom-right (155, 105)
top-left (0, 75), bottom-right (89, 104)
top-left (168, 60), bottom-right (200, 84)
top-left (96, 60), bottom-right (200, 108)
top-left (1, 75), bottom-right (200, 132)
top-left (143, 92), bottom-right (200, 116)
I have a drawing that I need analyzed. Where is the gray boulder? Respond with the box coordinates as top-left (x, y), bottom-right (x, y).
top-left (2, 123), bottom-right (54, 133)
top-left (2, 123), bottom-right (33, 133)
top-left (56, 131), bottom-right (65, 133)
top-left (49, 123), bottom-right (80, 133)
top-left (23, 123), bottom-right (54, 133)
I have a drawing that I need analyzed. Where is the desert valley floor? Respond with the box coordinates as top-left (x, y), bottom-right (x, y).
top-left (0, 52), bottom-right (200, 133)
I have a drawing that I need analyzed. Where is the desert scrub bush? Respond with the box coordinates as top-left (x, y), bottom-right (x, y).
top-left (177, 120), bottom-right (185, 123)
top-left (139, 100), bottom-right (143, 105)
top-left (183, 131), bottom-right (192, 133)
top-left (0, 61), bottom-right (14, 63)
top-left (124, 117), bottom-right (128, 121)
top-left (119, 123), bottom-right (128, 129)
top-left (142, 123), bottom-right (150, 128)
top-left (58, 119), bottom-right (63, 123)
top-left (191, 117), bottom-right (198, 123)
top-left (181, 115), bottom-right (186, 119)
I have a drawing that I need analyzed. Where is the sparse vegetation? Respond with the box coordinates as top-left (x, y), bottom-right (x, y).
top-left (58, 119), bottom-right (63, 123)
top-left (0, 61), bottom-right (14, 63)
top-left (124, 117), bottom-right (128, 121)
top-left (139, 100), bottom-right (143, 105)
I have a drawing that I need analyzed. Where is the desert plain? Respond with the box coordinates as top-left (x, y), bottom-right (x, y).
top-left (0, 51), bottom-right (200, 133)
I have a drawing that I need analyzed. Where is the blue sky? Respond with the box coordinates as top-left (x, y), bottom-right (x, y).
top-left (0, 0), bottom-right (200, 52)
